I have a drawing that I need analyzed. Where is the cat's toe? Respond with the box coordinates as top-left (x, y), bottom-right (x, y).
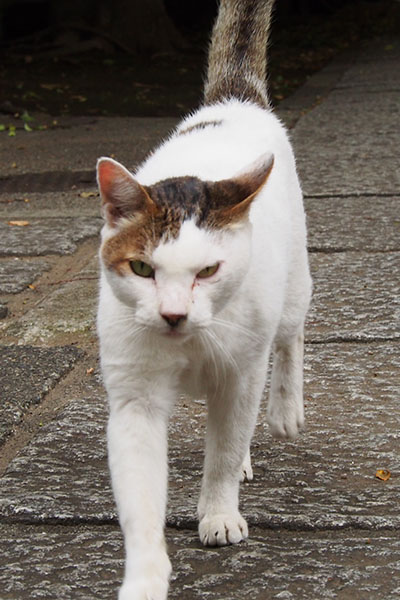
top-left (199, 512), bottom-right (248, 546)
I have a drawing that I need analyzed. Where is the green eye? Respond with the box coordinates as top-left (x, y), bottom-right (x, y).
top-left (197, 263), bottom-right (219, 279)
top-left (129, 260), bottom-right (154, 278)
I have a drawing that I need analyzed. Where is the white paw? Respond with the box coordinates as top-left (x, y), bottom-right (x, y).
top-left (267, 398), bottom-right (304, 440)
top-left (118, 577), bottom-right (168, 600)
top-left (118, 553), bottom-right (171, 600)
top-left (199, 512), bottom-right (248, 546)
top-left (240, 449), bottom-right (253, 482)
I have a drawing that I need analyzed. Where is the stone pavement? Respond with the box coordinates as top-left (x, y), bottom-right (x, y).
top-left (0, 36), bottom-right (399, 600)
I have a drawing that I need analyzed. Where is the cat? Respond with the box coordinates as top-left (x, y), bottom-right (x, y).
top-left (96, 1), bottom-right (312, 598)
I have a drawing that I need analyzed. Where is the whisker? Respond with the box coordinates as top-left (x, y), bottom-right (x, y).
top-left (212, 317), bottom-right (265, 346)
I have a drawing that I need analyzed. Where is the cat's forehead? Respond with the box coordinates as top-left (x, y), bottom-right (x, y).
top-left (153, 220), bottom-right (216, 272)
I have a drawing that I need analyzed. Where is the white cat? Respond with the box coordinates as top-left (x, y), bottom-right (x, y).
top-left (96, 1), bottom-right (311, 599)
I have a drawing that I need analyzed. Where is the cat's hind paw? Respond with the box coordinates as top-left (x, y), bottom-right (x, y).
top-left (267, 399), bottom-right (304, 440)
top-left (199, 512), bottom-right (248, 546)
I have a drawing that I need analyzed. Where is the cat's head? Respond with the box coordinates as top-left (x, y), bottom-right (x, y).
top-left (97, 155), bottom-right (273, 340)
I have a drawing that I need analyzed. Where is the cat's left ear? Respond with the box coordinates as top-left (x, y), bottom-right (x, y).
top-left (211, 153), bottom-right (274, 223)
top-left (97, 157), bottom-right (157, 227)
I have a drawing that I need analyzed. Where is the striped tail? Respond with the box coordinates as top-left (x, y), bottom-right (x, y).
top-left (204, 0), bottom-right (275, 108)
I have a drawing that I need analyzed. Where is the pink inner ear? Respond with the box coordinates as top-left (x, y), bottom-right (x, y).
top-left (97, 160), bottom-right (121, 196)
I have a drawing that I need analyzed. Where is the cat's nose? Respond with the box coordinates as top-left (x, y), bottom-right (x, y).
top-left (161, 313), bottom-right (187, 328)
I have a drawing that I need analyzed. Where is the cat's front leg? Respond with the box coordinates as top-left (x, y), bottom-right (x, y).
top-left (198, 370), bottom-right (266, 547)
top-left (108, 393), bottom-right (172, 600)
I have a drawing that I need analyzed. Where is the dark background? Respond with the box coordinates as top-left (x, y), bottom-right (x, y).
top-left (0, 0), bottom-right (399, 118)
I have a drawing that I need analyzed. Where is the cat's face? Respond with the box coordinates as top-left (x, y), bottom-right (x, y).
top-left (102, 218), bottom-right (251, 339)
top-left (97, 155), bottom-right (273, 339)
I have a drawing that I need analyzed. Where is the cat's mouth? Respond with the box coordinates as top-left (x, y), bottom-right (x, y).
top-left (162, 328), bottom-right (189, 340)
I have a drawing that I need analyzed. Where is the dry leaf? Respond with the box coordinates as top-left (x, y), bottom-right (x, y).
top-left (8, 220), bottom-right (30, 226)
top-left (28, 284), bottom-right (36, 290)
top-left (80, 191), bottom-right (97, 198)
top-left (86, 367), bottom-right (94, 375)
top-left (375, 469), bottom-right (391, 481)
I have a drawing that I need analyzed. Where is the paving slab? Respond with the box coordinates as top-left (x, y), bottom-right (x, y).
top-left (308, 252), bottom-right (400, 341)
top-left (0, 524), bottom-right (399, 600)
top-left (0, 345), bottom-right (84, 446)
top-left (305, 195), bottom-right (400, 252)
top-left (1, 255), bottom-right (99, 345)
top-left (0, 257), bottom-right (50, 294)
top-left (293, 91), bottom-right (400, 196)
top-left (0, 342), bottom-right (398, 529)
top-left (0, 191), bottom-right (100, 218)
top-left (337, 38), bottom-right (400, 91)
top-left (0, 217), bottom-right (101, 256)
top-left (0, 117), bottom-right (177, 177)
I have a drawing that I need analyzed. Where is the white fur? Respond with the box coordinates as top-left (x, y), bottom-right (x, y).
top-left (98, 99), bottom-right (311, 599)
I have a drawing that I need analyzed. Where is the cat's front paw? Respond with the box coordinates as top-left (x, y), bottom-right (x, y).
top-left (118, 576), bottom-right (168, 600)
top-left (267, 398), bottom-right (304, 440)
top-left (199, 512), bottom-right (248, 546)
top-left (119, 553), bottom-right (171, 600)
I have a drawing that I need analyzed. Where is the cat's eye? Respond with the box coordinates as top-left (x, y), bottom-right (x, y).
top-left (197, 263), bottom-right (219, 279)
top-left (129, 260), bottom-right (154, 278)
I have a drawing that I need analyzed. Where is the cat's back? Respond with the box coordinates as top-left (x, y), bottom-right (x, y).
top-left (136, 100), bottom-right (295, 186)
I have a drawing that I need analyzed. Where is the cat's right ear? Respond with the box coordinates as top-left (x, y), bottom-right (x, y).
top-left (96, 157), bottom-right (157, 227)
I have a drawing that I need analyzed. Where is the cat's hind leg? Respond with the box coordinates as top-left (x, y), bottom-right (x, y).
top-left (267, 329), bottom-right (305, 439)
top-left (240, 447), bottom-right (254, 482)
top-left (267, 247), bottom-right (311, 440)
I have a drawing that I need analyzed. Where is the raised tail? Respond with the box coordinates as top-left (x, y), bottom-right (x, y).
top-left (204, 0), bottom-right (275, 108)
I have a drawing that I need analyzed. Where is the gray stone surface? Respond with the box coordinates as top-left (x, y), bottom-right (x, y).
top-left (0, 343), bottom-right (398, 530)
top-left (308, 252), bottom-right (399, 341)
top-left (0, 191), bottom-right (100, 218)
top-left (1, 256), bottom-right (99, 345)
top-left (0, 258), bottom-right (50, 294)
top-left (0, 345), bottom-right (84, 446)
top-left (337, 38), bottom-right (400, 91)
top-left (0, 217), bottom-right (101, 256)
top-left (1, 524), bottom-right (400, 600)
top-left (305, 195), bottom-right (400, 252)
top-left (293, 91), bottom-right (400, 196)
top-left (0, 117), bottom-right (177, 177)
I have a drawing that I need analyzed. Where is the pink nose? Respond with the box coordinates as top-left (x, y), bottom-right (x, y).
top-left (161, 313), bottom-right (187, 328)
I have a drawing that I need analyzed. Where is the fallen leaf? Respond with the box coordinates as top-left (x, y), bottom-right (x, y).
top-left (375, 469), bottom-right (391, 481)
top-left (40, 83), bottom-right (59, 90)
top-left (71, 95), bottom-right (87, 103)
top-left (80, 191), bottom-right (97, 198)
top-left (8, 220), bottom-right (30, 226)
top-left (86, 367), bottom-right (94, 375)
top-left (28, 284), bottom-right (36, 290)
